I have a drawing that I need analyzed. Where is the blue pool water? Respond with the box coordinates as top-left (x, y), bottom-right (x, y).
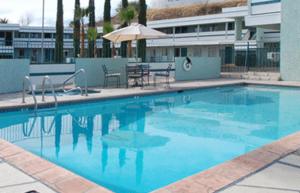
top-left (1, 85), bottom-right (300, 193)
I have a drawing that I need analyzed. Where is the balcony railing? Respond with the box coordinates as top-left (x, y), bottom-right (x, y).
top-left (251, 0), bottom-right (281, 6)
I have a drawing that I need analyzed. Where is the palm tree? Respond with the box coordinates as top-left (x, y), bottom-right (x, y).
top-left (137, 0), bottom-right (147, 62)
top-left (102, 0), bottom-right (111, 58)
top-left (73, 0), bottom-right (81, 58)
top-left (0, 18), bottom-right (9, 24)
top-left (119, 0), bottom-right (128, 57)
top-left (102, 22), bottom-right (115, 57)
top-left (55, 0), bottom-right (64, 63)
top-left (80, 8), bottom-right (89, 57)
top-left (118, 5), bottom-right (137, 57)
top-left (88, 0), bottom-right (96, 57)
top-left (87, 28), bottom-right (98, 57)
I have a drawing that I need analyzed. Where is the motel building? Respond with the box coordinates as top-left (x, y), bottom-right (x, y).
top-left (0, 0), bottom-right (299, 81)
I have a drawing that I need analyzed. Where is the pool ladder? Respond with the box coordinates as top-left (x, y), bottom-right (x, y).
top-left (22, 76), bottom-right (38, 111)
top-left (22, 76), bottom-right (58, 110)
top-left (41, 76), bottom-right (58, 108)
top-left (62, 69), bottom-right (88, 96)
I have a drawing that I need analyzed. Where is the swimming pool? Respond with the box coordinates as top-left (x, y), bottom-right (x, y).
top-left (1, 85), bottom-right (300, 193)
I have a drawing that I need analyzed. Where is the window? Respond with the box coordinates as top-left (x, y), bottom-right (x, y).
top-left (19, 49), bottom-right (25, 58)
top-left (228, 22), bottom-right (235, 31)
top-left (155, 27), bottom-right (173, 34)
top-left (64, 33), bottom-right (73, 39)
top-left (14, 32), bottom-right (29, 38)
top-left (174, 48), bottom-right (188, 57)
top-left (175, 25), bottom-right (197, 34)
top-left (200, 23), bottom-right (226, 32)
top-left (208, 47), bottom-right (217, 57)
top-left (181, 48), bottom-right (188, 57)
top-left (174, 48), bottom-right (180, 57)
top-left (193, 47), bottom-right (202, 57)
top-left (30, 33), bottom-right (41, 39)
top-left (44, 33), bottom-right (52, 39)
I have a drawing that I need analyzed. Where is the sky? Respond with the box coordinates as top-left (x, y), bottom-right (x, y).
top-left (0, 0), bottom-right (149, 26)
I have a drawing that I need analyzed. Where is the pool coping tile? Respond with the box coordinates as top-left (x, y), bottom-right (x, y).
top-left (153, 131), bottom-right (300, 193)
top-left (0, 138), bottom-right (112, 193)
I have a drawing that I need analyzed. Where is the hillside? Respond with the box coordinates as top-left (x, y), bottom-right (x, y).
top-left (96, 0), bottom-right (247, 26)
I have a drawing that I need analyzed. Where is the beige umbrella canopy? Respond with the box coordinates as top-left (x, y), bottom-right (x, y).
top-left (103, 23), bottom-right (167, 43)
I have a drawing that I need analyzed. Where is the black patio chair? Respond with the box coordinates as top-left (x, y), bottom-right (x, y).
top-left (127, 65), bottom-right (144, 88)
top-left (154, 64), bottom-right (173, 88)
top-left (102, 64), bottom-right (121, 88)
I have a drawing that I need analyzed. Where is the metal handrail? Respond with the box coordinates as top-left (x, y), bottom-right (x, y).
top-left (62, 69), bottom-right (88, 96)
top-left (41, 76), bottom-right (58, 108)
top-left (22, 76), bottom-right (38, 110)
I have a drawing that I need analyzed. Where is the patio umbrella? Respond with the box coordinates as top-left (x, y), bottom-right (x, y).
top-left (103, 23), bottom-right (167, 61)
top-left (103, 23), bottom-right (167, 43)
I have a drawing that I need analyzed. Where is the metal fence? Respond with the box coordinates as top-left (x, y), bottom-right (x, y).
top-left (220, 47), bottom-right (280, 73)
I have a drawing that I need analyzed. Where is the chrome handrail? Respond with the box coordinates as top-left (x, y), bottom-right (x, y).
top-left (62, 69), bottom-right (88, 96)
top-left (22, 76), bottom-right (38, 111)
top-left (64, 87), bottom-right (83, 95)
top-left (41, 76), bottom-right (58, 108)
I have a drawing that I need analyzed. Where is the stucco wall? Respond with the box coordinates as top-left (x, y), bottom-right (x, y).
top-left (75, 58), bottom-right (128, 87)
top-left (0, 59), bottom-right (30, 94)
top-left (175, 57), bottom-right (221, 81)
top-left (280, 0), bottom-right (300, 81)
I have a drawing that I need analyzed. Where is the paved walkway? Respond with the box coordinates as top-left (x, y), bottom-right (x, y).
top-left (0, 159), bottom-right (56, 193)
top-left (219, 150), bottom-right (300, 193)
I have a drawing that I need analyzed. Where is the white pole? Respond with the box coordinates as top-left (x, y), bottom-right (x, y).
top-left (41, 0), bottom-right (45, 63)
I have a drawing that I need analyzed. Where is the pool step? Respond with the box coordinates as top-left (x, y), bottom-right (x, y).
top-left (221, 72), bottom-right (280, 81)
top-left (242, 72), bottom-right (280, 81)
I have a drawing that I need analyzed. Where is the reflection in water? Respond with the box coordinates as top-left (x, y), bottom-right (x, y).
top-left (55, 114), bottom-right (62, 157)
top-left (1, 85), bottom-right (298, 193)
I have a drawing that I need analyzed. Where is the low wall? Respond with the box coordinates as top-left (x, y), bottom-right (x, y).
top-left (75, 58), bottom-right (128, 87)
top-left (175, 57), bottom-right (221, 81)
top-left (30, 64), bottom-right (75, 88)
top-left (0, 59), bottom-right (30, 94)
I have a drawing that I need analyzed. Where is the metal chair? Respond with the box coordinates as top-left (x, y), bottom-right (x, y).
top-left (154, 64), bottom-right (173, 88)
top-left (127, 65), bottom-right (144, 88)
top-left (141, 64), bottom-right (150, 86)
top-left (102, 65), bottom-right (121, 88)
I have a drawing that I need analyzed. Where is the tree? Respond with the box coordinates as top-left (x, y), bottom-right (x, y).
top-left (87, 28), bottom-right (98, 57)
top-left (0, 18), bottom-right (8, 24)
top-left (119, 0), bottom-right (128, 58)
top-left (88, 0), bottom-right (96, 57)
top-left (55, 0), bottom-right (64, 63)
top-left (137, 0), bottom-right (147, 62)
top-left (102, 22), bottom-right (115, 57)
top-left (19, 13), bottom-right (33, 26)
top-left (73, 0), bottom-right (81, 58)
top-left (79, 8), bottom-right (89, 57)
top-left (102, 0), bottom-right (111, 58)
top-left (118, 5), bottom-right (137, 57)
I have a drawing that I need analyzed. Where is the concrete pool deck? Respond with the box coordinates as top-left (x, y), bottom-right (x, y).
top-left (1, 78), bottom-right (300, 193)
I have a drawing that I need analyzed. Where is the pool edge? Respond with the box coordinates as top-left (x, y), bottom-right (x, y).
top-left (0, 80), bottom-right (245, 112)
top-left (0, 138), bottom-right (112, 193)
top-left (152, 132), bottom-right (300, 193)
top-left (3, 79), bottom-right (300, 112)
top-left (2, 79), bottom-right (300, 193)
top-left (1, 129), bottom-right (300, 193)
